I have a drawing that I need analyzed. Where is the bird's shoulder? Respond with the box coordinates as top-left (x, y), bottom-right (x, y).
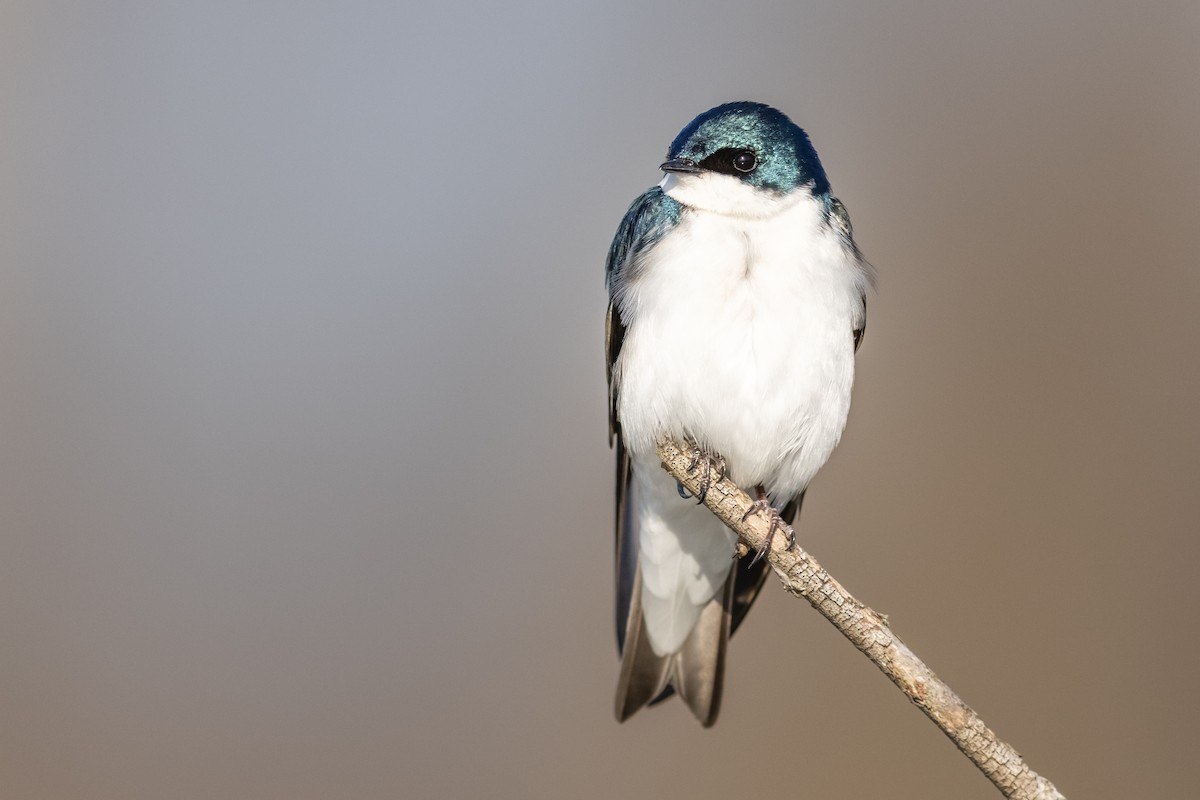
top-left (822, 194), bottom-right (871, 351)
top-left (605, 186), bottom-right (683, 290)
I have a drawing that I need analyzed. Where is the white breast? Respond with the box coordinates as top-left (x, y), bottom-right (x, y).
top-left (615, 186), bottom-right (867, 501)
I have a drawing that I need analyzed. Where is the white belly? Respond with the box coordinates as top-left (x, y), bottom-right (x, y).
top-left (615, 192), bottom-right (865, 501)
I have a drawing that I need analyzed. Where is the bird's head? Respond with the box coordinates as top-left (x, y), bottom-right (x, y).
top-left (659, 101), bottom-right (829, 217)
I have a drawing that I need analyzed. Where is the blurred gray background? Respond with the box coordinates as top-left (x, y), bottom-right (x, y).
top-left (2, 2), bottom-right (1197, 798)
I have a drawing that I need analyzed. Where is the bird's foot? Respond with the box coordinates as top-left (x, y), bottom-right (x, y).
top-left (683, 442), bottom-right (727, 504)
top-left (742, 485), bottom-right (795, 566)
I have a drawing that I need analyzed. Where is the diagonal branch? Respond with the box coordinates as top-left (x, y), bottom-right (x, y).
top-left (657, 436), bottom-right (1065, 800)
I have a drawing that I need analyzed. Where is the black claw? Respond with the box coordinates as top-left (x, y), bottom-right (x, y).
top-left (756, 514), bottom-right (781, 565)
top-left (684, 443), bottom-right (725, 505)
top-left (741, 500), bottom-right (769, 523)
top-left (676, 482), bottom-right (693, 499)
top-left (698, 454), bottom-right (726, 503)
top-left (741, 484), bottom-right (791, 565)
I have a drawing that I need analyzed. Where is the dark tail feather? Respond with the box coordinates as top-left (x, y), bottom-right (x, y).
top-left (615, 567), bottom-right (735, 727)
top-left (671, 568), bottom-right (734, 727)
top-left (615, 567), bottom-right (671, 721)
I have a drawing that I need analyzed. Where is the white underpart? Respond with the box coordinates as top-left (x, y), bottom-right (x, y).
top-left (615, 172), bottom-right (869, 656)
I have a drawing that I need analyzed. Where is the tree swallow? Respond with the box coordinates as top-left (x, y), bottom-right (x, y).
top-left (605, 102), bottom-right (871, 726)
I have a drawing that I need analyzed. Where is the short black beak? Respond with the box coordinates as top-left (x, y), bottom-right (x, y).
top-left (660, 157), bottom-right (702, 174)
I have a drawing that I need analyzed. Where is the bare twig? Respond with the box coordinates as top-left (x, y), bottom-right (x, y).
top-left (657, 436), bottom-right (1065, 800)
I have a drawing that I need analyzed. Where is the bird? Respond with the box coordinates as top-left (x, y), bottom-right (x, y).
top-left (605, 101), bottom-right (871, 726)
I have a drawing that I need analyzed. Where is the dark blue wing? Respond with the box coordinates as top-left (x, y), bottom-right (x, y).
top-left (606, 187), bottom-right (682, 443)
top-left (607, 187), bottom-right (682, 653)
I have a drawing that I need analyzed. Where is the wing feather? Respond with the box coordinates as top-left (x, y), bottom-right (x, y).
top-left (607, 187), bottom-right (683, 650)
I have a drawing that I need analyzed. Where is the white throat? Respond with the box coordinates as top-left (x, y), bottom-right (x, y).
top-left (659, 172), bottom-right (805, 219)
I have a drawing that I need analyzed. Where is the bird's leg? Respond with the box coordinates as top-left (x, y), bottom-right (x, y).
top-left (742, 485), bottom-right (792, 566)
top-left (685, 441), bottom-right (727, 504)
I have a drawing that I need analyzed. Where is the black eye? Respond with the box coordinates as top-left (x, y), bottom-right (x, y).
top-left (698, 148), bottom-right (759, 176)
top-left (732, 151), bottom-right (757, 172)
